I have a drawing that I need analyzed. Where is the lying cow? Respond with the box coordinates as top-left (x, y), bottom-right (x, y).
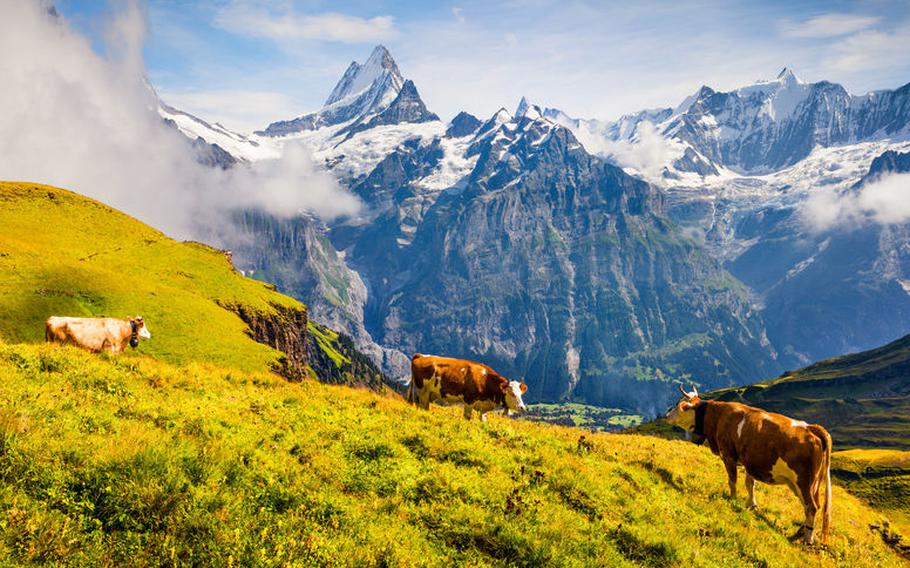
top-left (407, 354), bottom-right (528, 420)
top-left (45, 316), bottom-right (151, 353)
top-left (666, 385), bottom-right (832, 544)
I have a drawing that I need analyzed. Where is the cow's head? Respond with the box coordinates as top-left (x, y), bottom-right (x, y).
top-left (501, 380), bottom-right (528, 413)
top-left (133, 316), bottom-right (151, 340)
top-left (665, 384), bottom-right (700, 432)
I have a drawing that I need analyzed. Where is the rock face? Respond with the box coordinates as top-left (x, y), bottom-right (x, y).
top-left (446, 112), bottom-right (482, 138)
top-left (220, 301), bottom-right (309, 381)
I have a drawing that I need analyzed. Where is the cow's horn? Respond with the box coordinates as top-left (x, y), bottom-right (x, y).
top-left (678, 384), bottom-right (688, 397)
top-left (691, 384), bottom-right (699, 397)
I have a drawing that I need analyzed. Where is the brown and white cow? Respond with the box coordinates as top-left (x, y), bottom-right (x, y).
top-left (45, 316), bottom-right (151, 353)
top-left (666, 386), bottom-right (832, 544)
top-left (406, 354), bottom-right (528, 420)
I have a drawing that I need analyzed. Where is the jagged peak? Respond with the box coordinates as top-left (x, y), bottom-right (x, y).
top-left (515, 96), bottom-right (543, 120)
top-left (324, 44), bottom-right (403, 107)
top-left (492, 107), bottom-right (513, 123)
top-left (774, 67), bottom-right (805, 85)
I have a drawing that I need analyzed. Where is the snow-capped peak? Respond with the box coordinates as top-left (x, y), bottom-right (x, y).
top-left (776, 67), bottom-right (801, 84)
top-left (324, 45), bottom-right (403, 107)
top-left (515, 96), bottom-right (543, 120)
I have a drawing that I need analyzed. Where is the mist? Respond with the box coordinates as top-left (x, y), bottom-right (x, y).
top-left (802, 172), bottom-right (910, 232)
top-left (0, 0), bottom-right (360, 240)
top-left (570, 121), bottom-right (684, 181)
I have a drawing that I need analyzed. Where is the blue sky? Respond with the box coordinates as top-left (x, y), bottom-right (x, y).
top-left (56, 0), bottom-right (910, 132)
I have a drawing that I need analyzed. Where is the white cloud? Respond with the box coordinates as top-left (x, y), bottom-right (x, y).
top-left (0, 0), bottom-right (359, 239)
top-left (157, 89), bottom-right (301, 133)
top-left (214, 3), bottom-right (397, 44)
top-left (779, 13), bottom-right (880, 38)
top-left (565, 121), bottom-right (684, 181)
top-left (803, 173), bottom-right (910, 231)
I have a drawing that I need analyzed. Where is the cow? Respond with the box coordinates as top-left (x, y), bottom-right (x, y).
top-left (406, 354), bottom-right (528, 421)
top-left (45, 316), bottom-right (151, 353)
top-left (666, 385), bottom-right (832, 544)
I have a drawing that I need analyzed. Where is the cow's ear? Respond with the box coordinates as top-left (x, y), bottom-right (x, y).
top-left (519, 383), bottom-right (528, 394)
top-left (500, 382), bottom-right (509, 393)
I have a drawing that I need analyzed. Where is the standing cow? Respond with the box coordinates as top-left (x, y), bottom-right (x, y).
top-left (407, 354), bottom-right (528, 420)
top-left (45, 316), bottom-right (151, 353)
top-left (666, 386), bottom-right (832, 544)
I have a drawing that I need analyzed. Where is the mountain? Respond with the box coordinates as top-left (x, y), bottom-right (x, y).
top-left (550, 69), bottom-right (910, 179)
top-left (254, 45), bottom-right (437, 139)
top-left (229, 79), bottom-right (781, 414)
top-left (711, 331), bottom-right (910, 450)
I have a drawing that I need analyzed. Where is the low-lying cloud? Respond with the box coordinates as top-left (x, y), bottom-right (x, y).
top-left (0, 0), bottom-right (360, 240)
top-left (567, 120), bottom-right (683, 181)
top-left (803, 173), bottom-right (910, 231)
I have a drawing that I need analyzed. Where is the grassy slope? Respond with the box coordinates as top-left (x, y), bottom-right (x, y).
top-left (831, 449), bottom-right (910, 536)
top-left (710, 333), bottom-right (910, 450)
top-left (0, 181), bottom-right (302, 373)
top-left (0, 342), bottom-right (905, 567)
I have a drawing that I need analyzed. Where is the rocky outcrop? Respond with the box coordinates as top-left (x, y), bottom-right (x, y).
top-left (226, 210), bottom-right (411, 380)
top-left (220, 301), bottom-right (309, 381)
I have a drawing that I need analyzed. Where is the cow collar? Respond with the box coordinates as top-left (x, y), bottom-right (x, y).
top-left (691, 401), bottom-right (709, 445)
top-left (129, 320), bottom-right (139, 348)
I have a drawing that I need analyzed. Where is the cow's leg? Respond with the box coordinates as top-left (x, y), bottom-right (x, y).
top-left (745, 474), bottom-right (757, 509)
top-left (463, 405), bottom-right (473, 420)
top-left (723, 458), bottom-right (738, 499)
top-left (799, 481), bottom-right (820, 544)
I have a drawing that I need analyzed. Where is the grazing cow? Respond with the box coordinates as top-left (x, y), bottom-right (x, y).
top-left (45, 316), bottom-right (151, 353)
top-left (666, 385), bottom-right (832, 544)
top-left (406, 354), bottom-right (528, 420)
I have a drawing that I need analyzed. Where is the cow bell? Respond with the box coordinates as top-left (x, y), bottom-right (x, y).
top-left (687, 431), bottom-right (707, 446)
top-left (130, 337), bottom-right (139, 348)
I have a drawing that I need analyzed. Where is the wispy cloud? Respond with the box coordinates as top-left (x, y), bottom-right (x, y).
top-left (803, 173), bottom-right (910, 232)
top-left (213, 3), bottom-right (397, 44)
top-left (779, 13), bottom-right (880, 38)
top-left (0, 0), bottom-right (359, 239)
top-left (822, 23), bottom-right (910, 73)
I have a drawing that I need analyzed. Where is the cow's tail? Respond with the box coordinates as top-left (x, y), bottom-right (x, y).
top-left (808, 424), bottom-right (833, 543)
